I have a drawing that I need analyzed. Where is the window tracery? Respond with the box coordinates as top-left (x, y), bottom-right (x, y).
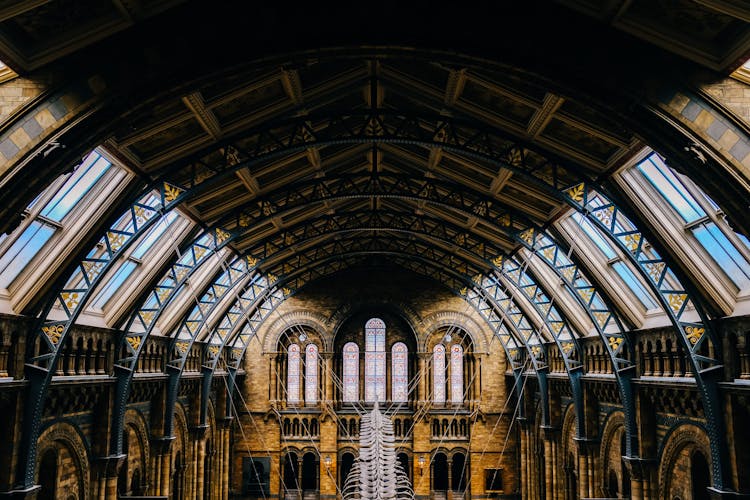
top-left (364, 318), bottom-right (386, 402)
top-left (391, 342), bottom-right (408, 402)
top-left (433, 344), bottom-right (446, 404)
top-left (450, 344), bottom-right (464, 404)
top-left (305, 344), bottom-right (318, 405)
top-left (287, 344), bottom-right (301, 404)
top-left (342, 342), bottom-right (359, 403)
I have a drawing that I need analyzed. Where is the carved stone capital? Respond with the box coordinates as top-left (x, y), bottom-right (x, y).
top-left (622, 456), bottom-right (656, 481)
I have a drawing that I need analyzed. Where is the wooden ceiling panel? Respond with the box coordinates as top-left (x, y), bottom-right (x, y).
top-left (128, 117), bottom-right (205, 161)
top-left (211, 79), bottom-right (287, 123)
top-left (460, 79), bottom-right (538, 128)
top-left (540, 117), bottom-right (622, 166)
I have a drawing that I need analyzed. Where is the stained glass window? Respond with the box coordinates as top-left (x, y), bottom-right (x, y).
top-left (287, 344), bottom-right (301, 404)
top-left (305, 344), bottom-right (318, 405)
top-left (450, 344), bottom-right (464, 403)
top-left (391, 342), bottom-right (408, 402)
top-left (365, 318), bottom-right (386, 402)
top-left (342, 342), bottom-right (359, 402)
top-left (433, 344), bottom-right (446, 404)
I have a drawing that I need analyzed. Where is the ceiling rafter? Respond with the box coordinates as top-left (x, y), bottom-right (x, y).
top-left (182, 91), bottom-right (222, 140)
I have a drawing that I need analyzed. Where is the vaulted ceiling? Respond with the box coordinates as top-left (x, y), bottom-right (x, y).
top-left (1, 0), bottom-right (750, 320)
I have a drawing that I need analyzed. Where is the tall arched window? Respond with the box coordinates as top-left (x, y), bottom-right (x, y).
top-left (342, 342), bottom-right (359, 402)
top-left (433, 344), bottom-right (446, 404)
top-left (305, 344), bottom-right (318, 405)
top-left (365, 318), bottom-right (386, 402)
top-left (287, 344), bottom-right (301, 404)
top-left (391, 342), bottom-right (408, 402)
top-left (450, 344), bottom-right (464, 403)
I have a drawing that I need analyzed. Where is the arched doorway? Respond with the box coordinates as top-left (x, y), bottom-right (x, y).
top-left (397, 452), bottom-right (410, 481)
top-left (301, 452), bottom-right (318, 499)
top-left (691, 450), bottom-right (711, 500)
top-left (38, 449), bottom-right (57, 500)
top-left (340, 452), bottom-right (355, 490)
top-left (283, 452), bottom-right (300, 499)
top-left (432, 453), bottom-right (449, 500)
top-left (451, 452), bottom-right (467, 499)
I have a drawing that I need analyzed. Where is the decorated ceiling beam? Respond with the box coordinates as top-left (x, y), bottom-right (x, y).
top-left (16, 109), bottom-right (727, 489)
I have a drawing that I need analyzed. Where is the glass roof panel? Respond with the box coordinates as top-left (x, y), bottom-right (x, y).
top-left (40, 152), bottom-right (111, 222)
top-left (637, 155), bottom-right (705, 223)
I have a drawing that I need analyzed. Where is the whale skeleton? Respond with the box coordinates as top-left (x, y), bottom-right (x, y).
top-left (342, 402), bottom-right (415, 500)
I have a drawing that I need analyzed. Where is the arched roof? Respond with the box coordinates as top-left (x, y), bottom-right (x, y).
top-left (1, 1), bottom-right (750, 491)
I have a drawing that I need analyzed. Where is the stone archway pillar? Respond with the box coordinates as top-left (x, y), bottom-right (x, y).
top-left (623, 457), bottom-right (656, 500)
top-left (575, 437), bottom-right (600, 499)
top-left (418, 353), bottom-right (427, 405)
top-left (542, 425), bottom-right (559, 500)
top-left (93, 455), bottom-right (124, 500)
top-left (192, 425), bottom-right (209, 499)
top-left (149, 436), bottom-right (174, 497)
top-left (517, 418), bottom-right (529, 500)
top-left (221, 420), bottom-right (231, 500)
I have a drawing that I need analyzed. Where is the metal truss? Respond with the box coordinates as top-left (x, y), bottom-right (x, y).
top-left (18, 109), bottom-right (727, 488)
top-left (218, 248), bottom-right (533, 412)
top-left (569, 188), bottom-right (728, 485)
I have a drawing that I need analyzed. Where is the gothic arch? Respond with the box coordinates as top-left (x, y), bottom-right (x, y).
top-left (328, 299), bottom-right (422, 341)
top-left (420, 310), bottom-right (490, 353)
top-left (123, 408), bottom-right (150, 492)
top-left (599, 411), bottom-right (626, 496)
top-left (561, 402), bottom-right (578, 463)
top-left (262, 310), bottom-right (331, 353)
top-left (35, 421), bottom-right (90, 500)
top-left (172, 401), bottom-right (189, 460)
top-left (658, 423), bottom-right (712, 500)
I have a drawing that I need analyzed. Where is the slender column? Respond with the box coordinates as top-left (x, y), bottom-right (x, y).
top-left (418, 353), bottom-right (427, 405)
top-left (447, 458), bottom-right (453, 500)
top-left (323, 353), bottom-right (333, 405)
top-left (518, 418), bottom-right (528, 500)
top-left (222, 425), bottom-right (230, 500)
top-left (160, 449), bottom-right (171, 497)
top-left (542, 426), bottom-right (558, 500)
top-left (270, 354), bottom-right (278, 405)
top-left (193, 425), bottom-right (208, 500)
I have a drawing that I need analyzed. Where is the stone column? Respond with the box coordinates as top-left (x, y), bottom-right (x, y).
top-left (323, 353), bottom-right (333, 405)
top-left (296, 455), bottom-right (303, 499)
top-left (518, 418), bottom-right (529, 500)
top-left (447, 457), bottom-right (453, 500)
top-left (418, 353), bottom-right (427, 405)
top-left (222, 423), bottom-right (231, 500)
top-left (541, 426), bottom-right (559, 500)
top-left (270, 353), bottom-right (278, 405)
top-left (193, 425), bottom-right (209, 500)
top-left (93, 454), bottom-right (125, 500)
top-left (623, 457), bottom-right (657, 500)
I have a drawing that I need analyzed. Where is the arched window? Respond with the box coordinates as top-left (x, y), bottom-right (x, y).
top-left (365, 318), bottom-right (386, 402)
top-left (305, 344), bottom-right (318, 405)
top-left (450, 344), bottom-right (464, 403)
top-left (287, 344), bottom-right (301, 404)
top-left (342, 342), bottom-right (359, 402)
top-left (392, 342), bottom-right (408, 402)
top-left (433, 344), bottom-right (446, 403)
